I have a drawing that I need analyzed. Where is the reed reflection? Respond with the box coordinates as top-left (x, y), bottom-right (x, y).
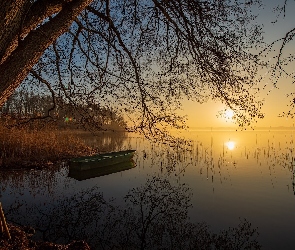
top-left (1, 130), bottom-right (295, 249)
top-left (0, 133), bottom-right (128, 197)
top-left (80, 131), bottom-right (127, 152)
top-left (0, 165), bottom-right (68, 198)
top-left (1, 131), bottom-right (295, 199)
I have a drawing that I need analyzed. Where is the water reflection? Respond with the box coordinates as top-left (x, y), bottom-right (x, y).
top-left (0, 165), bottom-right (69, 198)
top-left (225, 141), bottom-right (235, 150)
top-left (5, 177), bottom-right (261, 250)
top-left (78, 131), bottom-right (127, 152)
top-left (1, 130), bottom-right (295, 249)
top-left (0, 132), bottom-right (128, 197)
top-left (68, 160), bottom-right (136, 181)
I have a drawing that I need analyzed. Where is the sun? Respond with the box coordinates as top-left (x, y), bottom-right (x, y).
top-left (225, 109), bottom-right (234, 119)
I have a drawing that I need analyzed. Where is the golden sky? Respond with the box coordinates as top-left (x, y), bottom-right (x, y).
top-left (183, 1), bottom-right (295, 128)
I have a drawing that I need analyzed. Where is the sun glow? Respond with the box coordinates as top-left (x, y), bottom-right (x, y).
top-left (225, 109), bottom-right (234, 119)
top-left (225, 141), bottom-right (235, 150)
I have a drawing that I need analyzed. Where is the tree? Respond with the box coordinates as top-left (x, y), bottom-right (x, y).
top-left (258, 0), bottom-right (295, 118)
top-left (0, 0), bottom-right (264, 137)
top-left (0, 0), bottom-right (93, 105)
top-left (0, 90), bottom-right (127, 130)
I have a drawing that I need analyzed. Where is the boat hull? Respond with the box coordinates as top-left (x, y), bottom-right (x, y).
top-left (69, 150), bottom-right (136, 171)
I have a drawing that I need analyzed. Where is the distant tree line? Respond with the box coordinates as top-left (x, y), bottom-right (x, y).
top-left (0, 90), bottom-right (126, 131)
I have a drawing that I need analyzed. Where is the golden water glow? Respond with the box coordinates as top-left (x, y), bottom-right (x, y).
top-left (225, 141), bottom-right (235, 150)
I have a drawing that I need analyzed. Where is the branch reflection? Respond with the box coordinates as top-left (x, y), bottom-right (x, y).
top-left (6, 176), bottom-right (261, 249)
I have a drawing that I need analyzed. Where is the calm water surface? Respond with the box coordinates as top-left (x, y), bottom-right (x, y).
top-left (1, 129), bottom-right (295, 249)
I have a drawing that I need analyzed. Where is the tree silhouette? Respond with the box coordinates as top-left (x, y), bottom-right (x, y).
top-left (258, 0), bottom-right (295, 118)
top-left (0, 0), bottom-right (265, 136)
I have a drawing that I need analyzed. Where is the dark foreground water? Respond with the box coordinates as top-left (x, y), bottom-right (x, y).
top-left (1, 129), bottom-right (295, 249)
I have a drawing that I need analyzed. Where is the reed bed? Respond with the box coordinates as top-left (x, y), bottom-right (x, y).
top-left (0, 124), bottom-right (94, 169)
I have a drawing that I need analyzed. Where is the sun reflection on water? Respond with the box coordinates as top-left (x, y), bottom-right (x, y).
top-left (225, 141), bottom-right (235, 150)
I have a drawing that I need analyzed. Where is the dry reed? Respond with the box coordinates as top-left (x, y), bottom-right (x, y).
top-left (0, 124), bottom-right (94, 169)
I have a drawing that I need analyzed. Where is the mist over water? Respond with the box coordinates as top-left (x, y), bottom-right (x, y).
top-left (1, 129), bottom-right (295, 249)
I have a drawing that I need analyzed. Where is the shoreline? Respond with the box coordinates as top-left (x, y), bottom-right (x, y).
top-left (0, 223), bottom-right (90, 250)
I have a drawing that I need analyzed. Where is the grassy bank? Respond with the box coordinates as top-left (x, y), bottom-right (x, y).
top-left (0, 124), bottom-right (94, 169)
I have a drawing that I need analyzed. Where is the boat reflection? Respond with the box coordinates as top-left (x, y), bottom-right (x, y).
top-left (68, 160), bottom-right (136, 181)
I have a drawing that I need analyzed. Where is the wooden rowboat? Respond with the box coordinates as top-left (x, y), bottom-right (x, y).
top-left (69, 150), bottom-right (136, 171)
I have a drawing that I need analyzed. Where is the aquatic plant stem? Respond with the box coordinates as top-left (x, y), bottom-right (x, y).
top-left (0, 202), bottom-right (11, 240)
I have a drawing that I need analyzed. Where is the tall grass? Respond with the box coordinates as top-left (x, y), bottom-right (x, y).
top-left (0, 124), bottom-right (94, 168)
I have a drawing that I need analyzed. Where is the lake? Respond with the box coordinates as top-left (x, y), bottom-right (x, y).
top-left (0, 129), bottom-right (294, 249)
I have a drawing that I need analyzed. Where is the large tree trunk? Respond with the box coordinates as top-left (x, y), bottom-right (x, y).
top-left (0, 1), bottom-right (29, 62)
top-left (0, 0), bottom-right (93, 107)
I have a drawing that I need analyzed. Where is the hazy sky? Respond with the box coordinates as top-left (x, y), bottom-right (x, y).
top-left (183, 0), bottom-right (295, 128)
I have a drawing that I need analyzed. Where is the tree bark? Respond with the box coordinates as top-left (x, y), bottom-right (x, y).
top-left (0, 0), bottom-right (67, 64)
top-left (0, 0), bottom-right (93, 107)
top-left (0, 0), bottom-right (29, 61)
